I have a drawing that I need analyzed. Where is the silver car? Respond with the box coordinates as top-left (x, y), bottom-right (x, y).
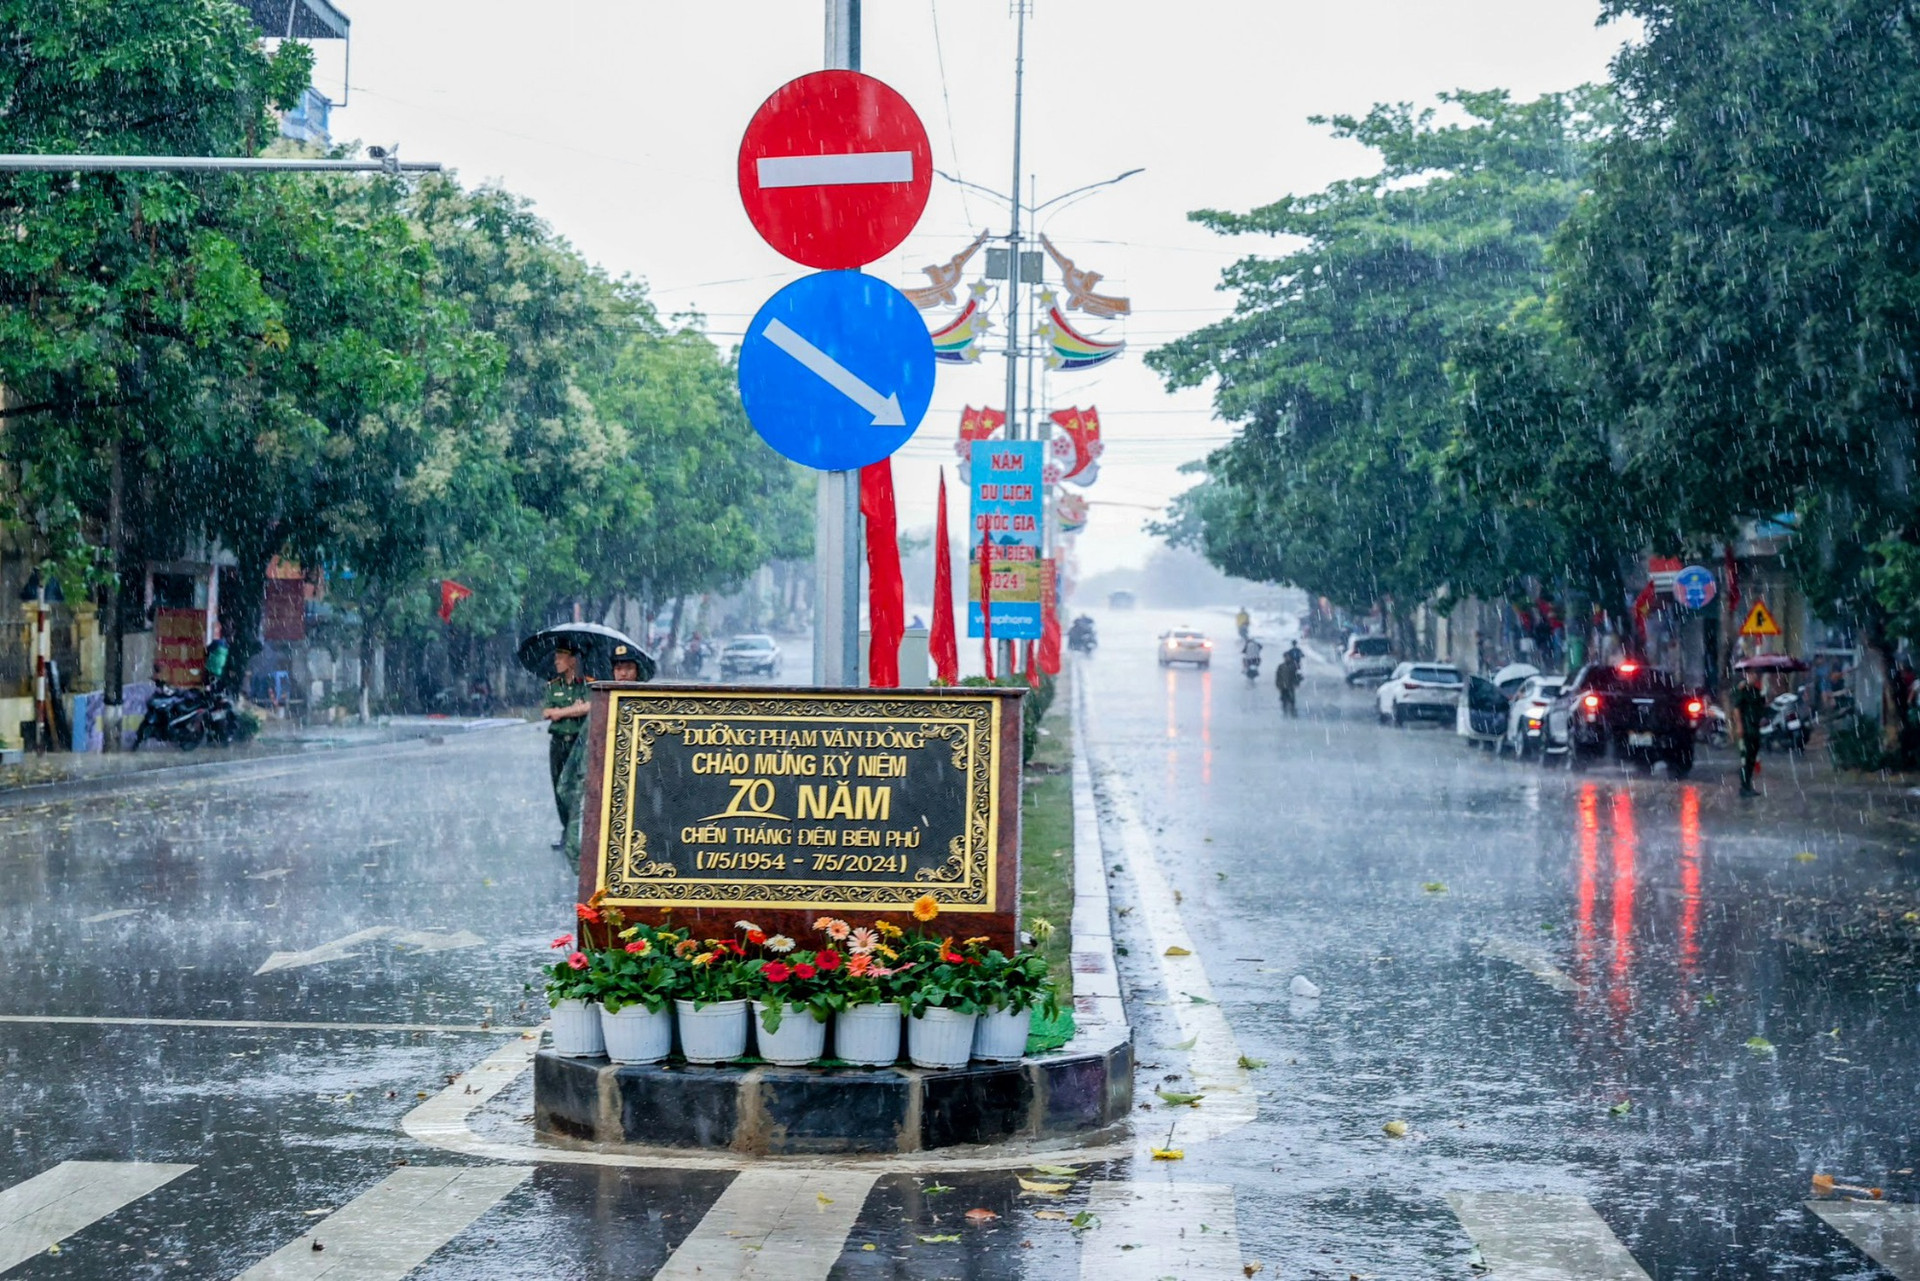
top-left (1377, 662), bottom-right (1465, 725)
top-left (1503, 674), bottom-right (1566, 757)
top-left (1342, 634), bottom-right (1397, 684)
top-left (719, 633), bottom-right (782, 678)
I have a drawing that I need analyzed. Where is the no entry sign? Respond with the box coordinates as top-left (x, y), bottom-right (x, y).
top-left (737, 70), bottom-right (932, 270)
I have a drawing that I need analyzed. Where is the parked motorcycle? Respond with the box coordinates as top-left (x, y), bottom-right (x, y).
top-left (1761, 692), bottom-right (1814, 753)
top-left (135, 683), bottom-right (237, 751)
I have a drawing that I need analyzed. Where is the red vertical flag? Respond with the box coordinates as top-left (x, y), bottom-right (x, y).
top-left (438, 579), bottom-right (473, 624)
top-left (1632, 578), bottom-right (1656, 651)
top-left (929, 470), bottom-right (959, 683)
top-left (979, 530), bottom-right (995, 681)
top-left (1037, 559), bottom-right (1062, 676)
top-left (859, 459), bottom-right (904, 687)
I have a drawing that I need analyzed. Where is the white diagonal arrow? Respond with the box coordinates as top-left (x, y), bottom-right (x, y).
top-left (762, 318), bottom-right (907, 427)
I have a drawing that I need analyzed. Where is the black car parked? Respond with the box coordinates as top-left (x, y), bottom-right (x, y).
top-left (1542, 661), bottom-right (1704, 776)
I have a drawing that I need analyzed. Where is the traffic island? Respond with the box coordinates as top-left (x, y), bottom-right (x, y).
top-left (533, 1028), bottom-right (1131, 1155)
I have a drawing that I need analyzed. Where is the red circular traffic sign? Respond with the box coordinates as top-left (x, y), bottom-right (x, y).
top-left (738, 70), bottom-right (932, 270)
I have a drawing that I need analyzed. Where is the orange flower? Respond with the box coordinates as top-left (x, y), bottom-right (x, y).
top-left (575, 903), bottom-right (602, 924)
top-left (911, 894), bottom-right (940, 922)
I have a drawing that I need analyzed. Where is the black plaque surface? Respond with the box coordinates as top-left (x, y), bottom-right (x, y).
top-left (585, 688), bottom-right (1017, 921)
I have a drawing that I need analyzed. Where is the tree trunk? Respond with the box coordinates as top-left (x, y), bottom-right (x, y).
top-left (103, 441), bottom-right (125, 705)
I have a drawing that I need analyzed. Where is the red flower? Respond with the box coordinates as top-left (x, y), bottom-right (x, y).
top-left (624, 940), bottom-right (650, 955)
top-left (726, 939), bottom-right (746, 957)
top-left (942, 948), bottom-right (964, 964)
top-left (763, 961), bottom-right (792, 983)
top-left (814, 949), bottom-right (842, 972)
top-left (793, 962), bottom-right (817, 980)
top-left (575, 903), bottom-right (601, 924)
top-left (550, 934), bottom-right (574, 949)
top-left (746, 929), bottom-right (767, 946)
top-left (566, 951), bottom-right (588, 970)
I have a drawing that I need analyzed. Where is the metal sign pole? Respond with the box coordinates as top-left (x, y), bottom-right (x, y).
top-left (814, 0), bottom-right (864, 688)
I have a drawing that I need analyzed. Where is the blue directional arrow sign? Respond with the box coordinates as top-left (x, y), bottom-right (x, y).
top-left (737, 271), bottom-right (935, 472)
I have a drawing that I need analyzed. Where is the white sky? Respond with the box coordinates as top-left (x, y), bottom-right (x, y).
top-left (318, 1), bottom-right (1633, 576)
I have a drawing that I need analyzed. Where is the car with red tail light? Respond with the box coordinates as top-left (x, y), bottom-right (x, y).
top-left (1541, 661), bottom-right (1701, 775)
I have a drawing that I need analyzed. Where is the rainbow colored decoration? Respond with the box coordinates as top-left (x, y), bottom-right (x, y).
top-left (1037, 303), bottom-right (1123, 371)
top-left (930, 300), bottom-right (990, 364)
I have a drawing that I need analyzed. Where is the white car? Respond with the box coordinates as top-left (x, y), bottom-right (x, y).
top-left (1377, 662), bottom-right (1465, 725)
top-left (1502, 674), bottom-right (1566, 757)
top-left (1342, 634), bottom-right (1397, 684)
top-left (719, 633), bottom-right (782, 678)
top-left (1157, 627), bottom-right (1213, 667)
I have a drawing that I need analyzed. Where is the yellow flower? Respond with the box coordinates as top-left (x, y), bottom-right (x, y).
top-left (963, 936), bottom-right (991, 948)
top-left (691, 952), bottom-right (715, 968)
top-left (874, 943), bottom-right (899, 962)
top-left (875, 920), bottom-right (905, 940)
top-left (912, 894), bottom-right (940, 922)
top-left (617, 926), bottom-right (641, 941)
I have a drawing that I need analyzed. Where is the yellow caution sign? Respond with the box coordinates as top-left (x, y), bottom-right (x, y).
top-left (1740, 600), bottom-right (1782, 637)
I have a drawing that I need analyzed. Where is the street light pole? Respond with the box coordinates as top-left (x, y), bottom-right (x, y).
top-left (1001, 2), bottom-right (1028, 445)
top-left (813, 0), bottom-right (865, 689)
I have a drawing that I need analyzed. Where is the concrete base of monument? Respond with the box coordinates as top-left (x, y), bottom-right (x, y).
top-left (531, 1026), bottom-right (1132, 1156)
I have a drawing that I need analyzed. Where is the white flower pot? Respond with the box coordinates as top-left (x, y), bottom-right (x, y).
top-left (907, 1007), bottom-right (977, 1069)
top-left (971, 1005), bottom-right (1032, 1062)
top-left (548, 998), bottom-right (604, 1057)
top-left (834, 1003), bottom-right (903, 1066)
top-left (753, 1000), bottom-right (827, 1066)
top-left (600, 1002), bottom-right (672, 1065)
top-left (676, 998), bottom-right (748, 1064)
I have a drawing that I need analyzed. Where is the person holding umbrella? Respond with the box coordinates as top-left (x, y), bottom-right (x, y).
top-left (542, 640), bottom-right (592, 845)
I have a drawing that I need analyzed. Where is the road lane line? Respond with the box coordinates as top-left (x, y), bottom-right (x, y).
top-left (1448, 1191), bottom-right (1651, 1279)
top-left (401, 1034), bottom-right (539, 1150)
top-left (1478, 936), bottom-right (1585, 992)
top-left (234, 1165), bottom-right (530, 1280)
top-left (79, 908), bottom-right (142, 924)
top-left (0, 1015), bottom-right (530, 1035)
top-left (0, 1160), bottom-right (195, 1272)
top-left (1078, 680), bottom-right (1254, 1146)
top-left (1807, 1201), bottom-right (1920, 1279)
top-left (653, 1169), bottom-right (876, 1281)
top-left (1080, 1182), bottom-right (1242, 1279)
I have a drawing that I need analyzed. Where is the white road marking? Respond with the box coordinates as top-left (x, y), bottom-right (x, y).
top-left (401, 1034), bottom-right (540, 1152)
top-left (255, 926), bottom-right (484, 974)
top-left (1808, 1201), bottom-right (1920, 1279)
top-left (234, 1165), bottom-right (530, 1280)
top-left (756, 150), bottom-right (913, 189)
top-left (1080, 1182), bottom-right (1242, 1279)
top-left (1068, 685), bottom-right (1123, 1033)
top-left (761, 319), bottom-right (907, 426)
top-left (654, 1168), bottom-right (875, 1281)
top-left (1448, 1191), bottom-right (1652, 1280)
top-left (1479, 936), bottom-right (1585, 992)
top-left (244, 868), bottom-right (291, 881)
top-left (0, 1014), bottom-right (525, 1035)
top-left (1082, 701), bottom-right (1254, 1147)
top-left (0, 1160), bottom-right (195, 1272)
top-left (79, 909), bottom-right (142, 924)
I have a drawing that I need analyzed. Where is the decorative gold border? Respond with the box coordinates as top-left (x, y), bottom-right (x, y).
top-left (592, 690), bottom-right (1003, 911)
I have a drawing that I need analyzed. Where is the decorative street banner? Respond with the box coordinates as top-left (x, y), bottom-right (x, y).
top-left (578, 686), bottom-right (1024, 947)
top-left (1047, 406), bottom-right (1104, 485)
top-left (930, 299), bottom-right (990, 364)
top-left (1037, 301), bottom-right (1124, 371)
top-left (967, 440), bottom-right (1044, 639)
top-left (953, 405), bottom-right (1006, 485)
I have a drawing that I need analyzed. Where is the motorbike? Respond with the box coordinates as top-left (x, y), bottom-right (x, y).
top-left (1241, 647), bottom-right (1263, 680)
top-left (1761, 692), bottom-right (1814, 753)
top-left (1067, 618), bottom-right (1097, 655)
top-left (136, 683), bottom-right (237, 751)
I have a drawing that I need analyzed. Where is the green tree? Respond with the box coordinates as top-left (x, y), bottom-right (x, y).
top-left (1150, 89), bottom-right (1613, 637)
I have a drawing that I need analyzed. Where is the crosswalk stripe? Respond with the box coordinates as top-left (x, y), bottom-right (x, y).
top-left (653, 1168), bottom-right (876, 1281)
top-left (1080, 1182), bottom-right (1243, 1280)
top-left (0, 1160), bottom-right (195, 1273)
top-left (233, 1165), bottom-right (530, 1280)
top-left (1807, 1201), bottom-right (1920, 1280)
top-left (1448, 1192), bottom-right (1651, 1280)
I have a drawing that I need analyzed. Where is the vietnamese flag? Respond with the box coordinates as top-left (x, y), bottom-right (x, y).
top-left (859, 459), bottom-right (904, 687)
top-left (1038, 559), bottom-right (1062, 676)
top-left (438, 579), bottom-right (473, 623)
top-left (929, 470), bottom-right (959, 683)
top-left (1632, 578), bottom-right (1656, 650)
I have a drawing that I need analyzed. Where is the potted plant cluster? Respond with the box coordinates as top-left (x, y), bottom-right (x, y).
top-left (540, 894), bottom-right (1060, 1070)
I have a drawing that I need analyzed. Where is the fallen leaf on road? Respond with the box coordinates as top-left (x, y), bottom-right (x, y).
top-left (1164, 1035), bottom-right (1198, 1051)
top-left (1018, 1178), bottom-right (1072, 1195)
top-left (1238, 1055), bottom-right (1267, 1069)
top-left (1609, 1100), bottom-right (1632, 1117)
top-left (1795, 851), bottom-right (1818, 862)
top-left (1070, 1211), bottom-right (1101, 1230)
top-left (1156, 1088), bottom-right (1204, 1106)
top-left (1029, 1164), bottom-right (1081, 1176)
top-left (1035, 1210), bottom-right (1070, 1221)
top-left (1383, 1120), bottom-right (1410, 1138)
top-left (965, 1208), bottom-right (1000, 1223)
top-left (1812, 1173), bottom-right (1884, 1199)
top-left (1423, 882), bottom-right (1448, 893)
top-left (816, 1193), bottom-right (834, 1206)
top-left (923, 1183), bottom-right (954, 1195)
top-left (1243, 1264), bottom-right (1265, 1277)
top-left (1746, 1036), bottom-right (1776, 1053)
top-left (918, 1233), bottom-right (960, 1243)
top-left (1165, 945), bottom-right (1192, 956)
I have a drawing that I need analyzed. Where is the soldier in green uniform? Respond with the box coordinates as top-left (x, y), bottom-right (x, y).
top-left (609, 642), bottom-right (643, 684)
top-left (542, 641), bottom-right (592, 845)
top-left (1730, 668), bottom-right (1768, 796)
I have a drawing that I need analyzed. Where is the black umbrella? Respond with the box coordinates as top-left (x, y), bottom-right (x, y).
top-left (517, 622), bottom-right (656, 682)
top-left (1734, 654), bottom-right (1810, 673)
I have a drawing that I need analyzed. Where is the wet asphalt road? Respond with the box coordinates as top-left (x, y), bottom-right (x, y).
top-left (0, 614), bottom-right (1916, 1278)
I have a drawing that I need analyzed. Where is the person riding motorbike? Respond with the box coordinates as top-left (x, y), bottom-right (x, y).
top-left (1235, 607), bottom-right (1251, 639)
top-left (1274, 646), bottom-right (1303, 718)
top-left (1241, 635), bottom-right (1263, 679)
top-left (1068, 614), bottom-right (1097, 654)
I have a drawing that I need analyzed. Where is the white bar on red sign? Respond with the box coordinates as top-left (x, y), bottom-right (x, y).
top-left (757, 151), bottom-right (915, 189)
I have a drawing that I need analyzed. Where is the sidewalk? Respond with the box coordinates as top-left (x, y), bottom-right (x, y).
top-left (0, 714), bottom-right (528, 796)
